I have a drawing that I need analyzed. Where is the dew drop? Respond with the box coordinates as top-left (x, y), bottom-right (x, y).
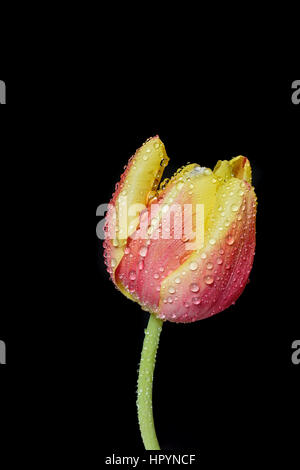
top-left (168, 286), bottom-right (176, 294)
top-left (190, 283), bottom-right (200, 293)
top-left (189, 261), bottom-right (198, 271)
top-left (231, 204), bottom-right (239, 212)
top-left (139, 246), bottom-right (148, 257)
top-left (200, 253), bottom-right (207, 260)
top-left (154, 273), bottom-right (160, 280)
top-left (226, 235), bottom-right (235, 246)
top-left (217, 257), bottom-right (223, 265)
top-left (204, 275), bottom-right (214, 285)
top-left (129, 270), bottom-right (136, 281)
top-left (138, 260), bottom-right (144, 270)
top-left (175, 277), bottom-right (181, 284)
top-left (111, 258), bottom-right (117, 268)
top-left (209, 238), bottom-right (216, 246)
top-left (192, 297), bottom-right (201, 305)
top-left (206, 262), bottom-right (214, 270)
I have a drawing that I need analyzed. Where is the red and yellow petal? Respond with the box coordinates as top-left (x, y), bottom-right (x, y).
top-left (115, 164), bottom-right (220, 312)
top-left (103, 136), bottom-right (169, 287)
top-left (157, 171), bottom-right (256, 322)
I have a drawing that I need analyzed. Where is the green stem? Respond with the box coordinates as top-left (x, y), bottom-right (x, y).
top-left (137, 313), bottom-right (163, 450)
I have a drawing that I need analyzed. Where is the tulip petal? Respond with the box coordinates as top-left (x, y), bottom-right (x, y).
top-left (104, 136), bottom-right (169, 287)
top-left (213, 156), bottom-right (252, 185)
top-left (158, 176), bottom-right (257, 322)
top-left (229, 156), bottom-right (252, 184)
top-left (115, 165), bottom-right (220, 312)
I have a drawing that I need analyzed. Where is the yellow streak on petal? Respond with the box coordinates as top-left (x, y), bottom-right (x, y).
top-left (115, 137), bottom-right (169, 247)
top-left (158, 176), bottom-right (250, 306)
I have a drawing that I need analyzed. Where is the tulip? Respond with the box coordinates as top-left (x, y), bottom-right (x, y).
top-left (103, 136), bottom-right (257, 449)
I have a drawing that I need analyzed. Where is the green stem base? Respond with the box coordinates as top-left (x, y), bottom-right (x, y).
top-left (137, 314), bottom-right (163, 450)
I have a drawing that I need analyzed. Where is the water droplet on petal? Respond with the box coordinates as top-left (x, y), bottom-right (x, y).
top-left (226, 235), bottom-right (235, 246)
top-left (129, 270), bottom-right (136, 280)
top-left (138, 260), bottom-right (144, 270)
top-left (190, 283), bottom-right (200, 293)
top-left (204, 275), bottom-right (214, 285)
top-left (168, 286), bottom-right (176, 294)
top-left (189, 261), bottom-right (198, 271)
top-left (209, 238), bottom-right (216, 246)
top-left (192, 297), bottom-right (201, 305)
top-left (231, 204), bottom-right (239, 212)
top-left (111, 258), bottom-right (117, 268)
top-left (206, 262), bottom-right (214, 270)
top-left (139, 246), bottom-right (148, 257)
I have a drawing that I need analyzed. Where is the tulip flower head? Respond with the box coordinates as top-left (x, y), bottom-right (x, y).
top-left (103, 136), bottom-right (257, 449)
top-left (104, 136), bottom-right (256, 323)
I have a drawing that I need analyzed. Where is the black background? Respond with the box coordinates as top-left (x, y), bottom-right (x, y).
top-left (0, 76), bottom-right (299, 466)
top-left (95, 77), bottom-right (299, 463)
